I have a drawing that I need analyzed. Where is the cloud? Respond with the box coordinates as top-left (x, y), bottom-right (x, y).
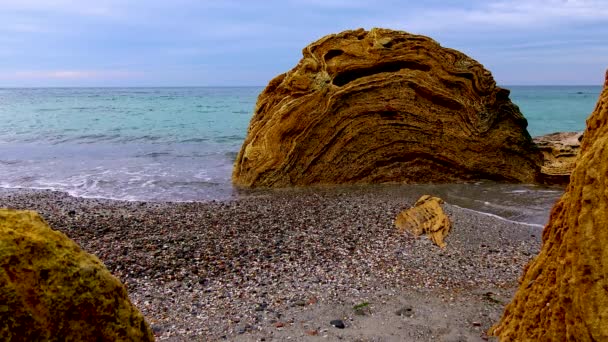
top-left (288, 0), bottom-right (376, 9)
top-left (399, 0), bottom-right (608, 32)
top-left (0, 0), bottom-right (118, 16)
top-left (2, 70), bottom-right (141, 80)
top-left (0, 0), bottom-right (604, 86)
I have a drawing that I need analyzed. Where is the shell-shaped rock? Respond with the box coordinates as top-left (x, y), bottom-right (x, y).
top-left (0, 209), bottom-right (154, 341)
top-left (491, 71), bottom-right (608, 340)
top-left (395, 195), bottom-right (451, 248)
top-left (233, 28), bottom-right (542, 187)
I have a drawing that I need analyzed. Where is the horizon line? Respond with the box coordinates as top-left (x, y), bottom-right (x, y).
top-left (0, 84), bottom-right (603, 89)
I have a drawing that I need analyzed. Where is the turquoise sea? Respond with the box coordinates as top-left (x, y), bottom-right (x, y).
top-left (0, 85), bottom-right (602, 224)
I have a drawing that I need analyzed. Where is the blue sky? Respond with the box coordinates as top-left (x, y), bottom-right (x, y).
top-left (0, 0), bottom-right (606, 87)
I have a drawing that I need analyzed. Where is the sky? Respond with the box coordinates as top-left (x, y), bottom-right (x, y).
top-left (0, 0), bottom-right (606, 87)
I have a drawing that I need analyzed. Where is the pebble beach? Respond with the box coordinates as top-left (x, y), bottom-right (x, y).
top-left (0, 185), bottom-right (548, 341)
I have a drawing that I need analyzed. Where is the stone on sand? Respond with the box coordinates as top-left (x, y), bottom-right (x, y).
top-left (395, 195), bottom-right (451, 248)
top-left (0, 208), bottom-right (154, 341)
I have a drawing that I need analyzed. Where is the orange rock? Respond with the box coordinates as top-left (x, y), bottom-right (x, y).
top-left (395, 195), bottom-right (451, 248)
top-left (0, 209), bottom-right (154, 341)
top-left (491, 70), bottom-right (608, 340)
top-left (233, 28), bottom-right (541, 187)
top-left (534, 131), bottom-right (583, 184)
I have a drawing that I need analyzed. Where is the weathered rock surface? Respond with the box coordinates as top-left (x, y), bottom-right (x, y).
top-left (491, 71), bottom-right (608, 340)
top-left (233, 28), bottom-right (541, 187)
top-left (0, 209), bottom-right (154, 341)
top-left (395, 195), bottom-right (451, 248)
top-left (534, 131), bottom-right (583, 184)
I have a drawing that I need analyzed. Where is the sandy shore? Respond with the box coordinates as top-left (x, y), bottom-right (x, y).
top-left (0, 186), bottom-right (545, 341)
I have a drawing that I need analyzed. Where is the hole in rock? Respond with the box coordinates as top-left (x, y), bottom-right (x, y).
top-left (332, 61), bottom-right (431, 87)
top-left (378, 110), bottom-right (401, 120)
top-left (381, 38), bottom-right (406, 49)
top-left (324, 49), bottom-right (344, 62)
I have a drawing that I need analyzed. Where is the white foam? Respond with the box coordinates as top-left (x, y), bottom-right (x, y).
top-left (451, 204), bottom-right (545, 228)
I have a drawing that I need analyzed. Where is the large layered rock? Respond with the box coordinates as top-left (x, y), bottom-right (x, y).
top-left (395, 195), bottom-right (451, 248)
top-left (534, 131), bottom-right (583, 184)
top-left (0, 209), bottom-right (154, 341)
top-left (491, 71), bottom-right (608, 340)
top-left (233, 28), bottom-right (542, 187)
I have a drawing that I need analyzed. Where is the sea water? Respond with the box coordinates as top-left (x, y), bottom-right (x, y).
top-left (0, 85), bottom-right (602, 224)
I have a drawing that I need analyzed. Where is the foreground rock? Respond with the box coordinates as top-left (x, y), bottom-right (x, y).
top-left (492, 72), bottom-right (608, 340)
top-left (0, 209), bottom-right (154, 341)
top-left (534, 131), bottom-right (582, 184)
top-left (233, 28), bottom-right (541, 187)
top-left (395, 195), bottom-right (451, 248)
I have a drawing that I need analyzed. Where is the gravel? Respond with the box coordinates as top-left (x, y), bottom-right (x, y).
top-left (0, 186), bottom-right (545, 341)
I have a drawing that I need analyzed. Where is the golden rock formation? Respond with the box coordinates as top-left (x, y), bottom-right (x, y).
top-left (491, 71), bottom-right (608, 340)
top-left (534, 131), bottom-right (583, 184)
top-left (395, 195), bottom-right (451, 248)
top-left (0, 209), bottom-right (154, 341)
top-left (233, 28), bottom-right (542, 187)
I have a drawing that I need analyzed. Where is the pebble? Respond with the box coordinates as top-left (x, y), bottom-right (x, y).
top-left (330, 319), bottom-right (345, 329)
top-left (0, 187), bottom-right (545, 341)
top-left (396, 306), bottom-right (414, 317)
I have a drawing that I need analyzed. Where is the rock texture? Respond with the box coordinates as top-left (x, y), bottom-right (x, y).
top-left (534, 131), bottom-right (583, 184)
top-left (0, 209), bottom-right (154, 341)
top-left (395, 195), bottom-right (451, 248)
top-left (491, 71), bottom-right (608, 340)
top-left (233, 28), bottom-right (541, 187)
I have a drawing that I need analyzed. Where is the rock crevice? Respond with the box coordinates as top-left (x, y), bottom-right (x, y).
top-left (491, 70), bottom-right (608, 341)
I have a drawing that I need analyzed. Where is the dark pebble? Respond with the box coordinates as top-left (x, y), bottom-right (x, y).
top-left (236, 323), bottom-right (252, 334)
top-left (255, 302), bottom-right (268, 311)
top-left (395, 306), bottom-right (414, 317)
top-left (293, 300), bottom-right (307, 307)
top-left (151, 324), bottom-right (164, 335)
top-left (330, 319), bottom-right (345, 329)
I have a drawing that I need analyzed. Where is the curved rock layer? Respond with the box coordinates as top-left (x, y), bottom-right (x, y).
top-left (492, 71), bottom-right (608, 340)
top-left (0, 209), bottom-right (154, 341)
top-left (233, 28), bottom-right (541, 187)
top-left (534, 131), bottom-right (583, 184)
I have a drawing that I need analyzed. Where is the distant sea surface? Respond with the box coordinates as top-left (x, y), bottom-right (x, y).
top-left (0, 86), bottom-right (602, 225)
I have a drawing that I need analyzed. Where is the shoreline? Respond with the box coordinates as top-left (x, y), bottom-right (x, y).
top-left (0, 180), bottom-right (563, 227)
top-left (0, 187), bottom-right (545, 341)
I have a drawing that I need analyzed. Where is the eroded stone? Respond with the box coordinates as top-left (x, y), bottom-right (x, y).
top-left (0, 209), bottom-right (154, 341)
top-left (233, 28), bottom-right (541, 187)
top-left (491, 70), bottom-right (608, 341)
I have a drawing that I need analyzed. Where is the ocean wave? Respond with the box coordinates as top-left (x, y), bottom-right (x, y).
top-left (118, 135), bottom-right (164, 143)
top-left (134, 152), bottom-right (172, 158)
top-left (451, 205), bottom-right (544, 228)
top-left (224, 151), bottom-right (238, 161)
top-left (179, 137), bottom-right (210, 143)
top-left (0, 160), bottom-right (21, 165)
top-left (0, 177), bottom-right (228, 202)
top-left (215, 135), bottom-right (245, 143)
top-left (35, 108), bottom-right (62, 112)
top-left (52, 133), bottom-right (123, 144)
